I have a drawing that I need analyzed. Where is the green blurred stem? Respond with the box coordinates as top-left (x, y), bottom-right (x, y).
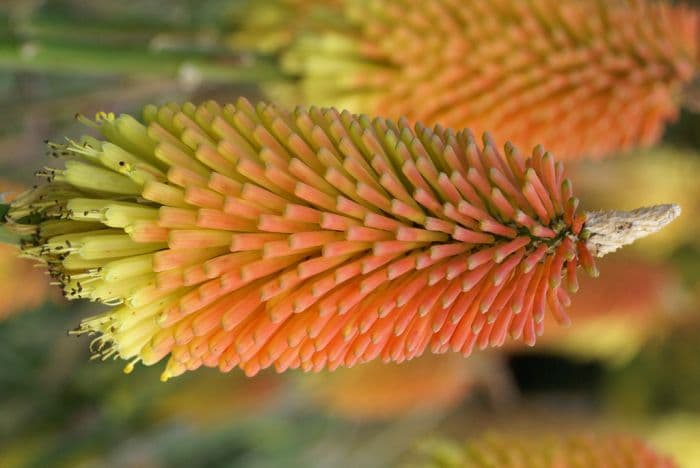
top-left (0, 41), bottom-right (283, 84)
top-left (14, 14), bottom-right (203, 46)
top-left (11, 14), bottom-right (230, 56)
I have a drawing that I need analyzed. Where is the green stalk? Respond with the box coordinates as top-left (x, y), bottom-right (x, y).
top-left (0, 40), bottom-right (283, 84)
top-left (11, 12), bottom-right (230, 55)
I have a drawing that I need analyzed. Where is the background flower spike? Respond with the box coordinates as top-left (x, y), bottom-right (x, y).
top-left (235, 0), bottom-right (699, 160)
top-left (3, 98), bottom-right (679, 380)
top-left (412, 432), bottom-right (678, 467)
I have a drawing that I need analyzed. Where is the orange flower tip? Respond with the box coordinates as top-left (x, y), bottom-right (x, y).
top-left (480, 219), bottom-right (517, 238)
top-left (377, 304), bottom-right (391, 318)
top-left (563, 250), bottom-right (576, 262)
top-left (466, 258), bottom-right (480, 271)
top-left (415, 256), bottom-right (431, 270)
top-left (534, 312), bottom-right (545, 325)
top-left (532, 225), bottom-right (556, 238)
top-left (291, 300), bottom-right (305, 314)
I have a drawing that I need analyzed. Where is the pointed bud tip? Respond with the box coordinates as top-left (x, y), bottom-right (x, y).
top-left (584, 203), bottom-right (681, 257)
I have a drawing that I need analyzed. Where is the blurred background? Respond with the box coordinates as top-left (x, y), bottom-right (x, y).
top-left (0, 1), bottom-right (699, 467)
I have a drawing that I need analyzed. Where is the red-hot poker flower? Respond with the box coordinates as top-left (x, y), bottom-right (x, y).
top-left (414, 433), bottom-right (677, 467)
top-left (6, 98), bottom-right (678, 380)
top-left (238, 0), bottom-right (699, 160)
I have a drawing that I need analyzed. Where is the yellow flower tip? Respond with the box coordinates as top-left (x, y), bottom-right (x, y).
top-left (123, 358), bottom-right (139, 375)
top-left (95, 111), bottom-right (116, 124)
top-left (159, 372), bottom-right (170, 383)
top-left (75, 112), bottom-right (101, 130)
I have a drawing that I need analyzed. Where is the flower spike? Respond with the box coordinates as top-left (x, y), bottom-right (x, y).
top-left (414, 433), bottom-right (677, 467)
top-left (237, 0), bottom-right (699, 160)
top-left (5, 99), bottom-right (678, 380)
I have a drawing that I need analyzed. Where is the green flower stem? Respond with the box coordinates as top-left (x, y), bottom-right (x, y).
top-left (11, 13), bottom-right (230, 56)
top-left (0, 40), bottom-right (283, 83)
top-left (15, 21), bottom-right (184, 47)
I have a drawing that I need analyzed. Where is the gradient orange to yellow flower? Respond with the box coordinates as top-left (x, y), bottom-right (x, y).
top-left (244, 0), bottom-right (698, 160)
top-left (412, 432), bottom-right (677, 467)
top-left (7, 98), bottom-right (673, 381)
